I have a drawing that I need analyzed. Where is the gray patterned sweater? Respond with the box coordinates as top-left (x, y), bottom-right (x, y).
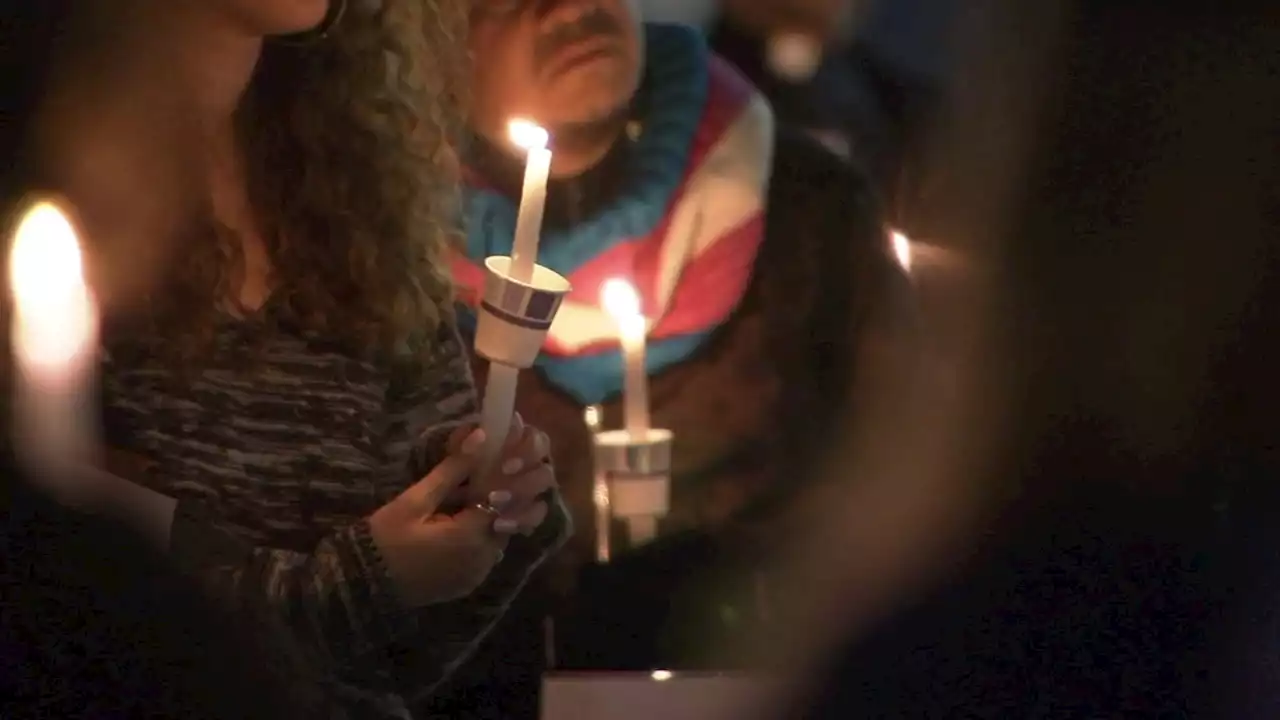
top-left (100, 308), bottom-right (570, 719)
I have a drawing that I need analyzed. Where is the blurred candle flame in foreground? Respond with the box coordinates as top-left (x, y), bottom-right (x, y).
top-left (9, 199), bottom-right (100, 480)
top-left (10, 201), bottom-right (98, 370)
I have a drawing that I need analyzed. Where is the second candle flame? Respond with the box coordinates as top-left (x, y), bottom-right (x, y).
top-left (601, 278), bottom-right (642, 323)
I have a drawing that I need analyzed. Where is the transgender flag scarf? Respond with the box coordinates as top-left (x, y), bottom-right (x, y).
top-left (453, 23), bottom-right (775, 405)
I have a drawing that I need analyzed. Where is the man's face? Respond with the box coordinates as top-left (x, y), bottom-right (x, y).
top-left (470, 0), bottom-right (643, 137)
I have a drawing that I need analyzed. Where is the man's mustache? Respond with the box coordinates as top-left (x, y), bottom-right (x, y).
top-left (534, 8), bottom-right (622, 68)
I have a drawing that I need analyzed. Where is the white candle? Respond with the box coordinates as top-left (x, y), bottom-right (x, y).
top-left (474, 121), bottom-right (552, 474)
top-left (601, 278), bottom-right (650, 435)
top-left (508, 119), bottom-right (551, 283)
top-left (9, 199), bottom-right (100, 480)
top-left (477, 363), bottom-right (518, 477)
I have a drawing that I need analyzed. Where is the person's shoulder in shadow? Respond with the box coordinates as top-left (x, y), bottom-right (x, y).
top-left (757, 123), bottom-right (899, 444)
top-left (762, 123), bottom-right (886, 300)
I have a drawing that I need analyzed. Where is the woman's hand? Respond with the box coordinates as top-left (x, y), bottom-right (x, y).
top-left (452, 413), bottom-right (556, 538)
top-left (368, 428), bottom-right (515, 606)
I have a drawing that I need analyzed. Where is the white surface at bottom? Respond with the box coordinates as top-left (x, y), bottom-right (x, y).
top-left (541, 673), bottom-right (779, 720)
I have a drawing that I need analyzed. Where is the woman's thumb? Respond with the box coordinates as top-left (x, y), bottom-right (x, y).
top-left (412, 428), bottom-right (485, 515)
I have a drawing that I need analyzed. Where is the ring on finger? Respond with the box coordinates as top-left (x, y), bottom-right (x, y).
top-left (472, 501), bottom-right (502, 518)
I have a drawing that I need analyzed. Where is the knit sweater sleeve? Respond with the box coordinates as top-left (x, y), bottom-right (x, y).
top-left (166, 321), bottom-right (570, 699)
top-left (167, 508), bottom-right (416, 675)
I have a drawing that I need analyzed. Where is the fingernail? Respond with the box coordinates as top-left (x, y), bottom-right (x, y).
top-left (501, 457), bottom-right (525, 476)
top-left (494, 518), bottom-right (520, 534)
top-left (460, 429), bottom-right (486, 456)
top-left (488, 490), bottom-right (513, 509)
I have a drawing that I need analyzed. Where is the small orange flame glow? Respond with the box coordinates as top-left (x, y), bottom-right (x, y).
top-left (891, 229), bottom-right (912, 274)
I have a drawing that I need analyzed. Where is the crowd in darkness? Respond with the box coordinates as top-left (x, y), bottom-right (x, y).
top-left (2, 1), bottom-right (1279, 719)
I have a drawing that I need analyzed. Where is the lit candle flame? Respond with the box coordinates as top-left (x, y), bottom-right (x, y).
top-left (8, 198), bottom-right (100, 483)
top-left (11, 201), bottom-right (87, 308)
top-left (9, 200), bottom-right (96, 367)
top-left (891, 229), bottom-right (913, 274)
top-left (601, 278), bottom-right (642, 324)
top-left (601, 278), bottom-right (650, 433)
top-left (508, 118), bottom-right (549, 151)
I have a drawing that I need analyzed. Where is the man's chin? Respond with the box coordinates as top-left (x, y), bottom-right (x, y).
top-left (547, 53), bottom-right (628, 84)
top-left (541, 67), bottom-right (637, 126)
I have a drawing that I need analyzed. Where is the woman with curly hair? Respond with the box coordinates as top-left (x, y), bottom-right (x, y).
top-left (60, 1), bottom-right (571, 717)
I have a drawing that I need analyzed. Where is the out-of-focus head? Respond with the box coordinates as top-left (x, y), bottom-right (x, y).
top-left (469, 0), bottom-right (643, 139)
top-left (721, 0), bottom-right (857, 41)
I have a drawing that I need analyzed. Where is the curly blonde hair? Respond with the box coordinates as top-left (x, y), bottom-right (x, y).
top-left (143, 0), bottom-right (469, 374)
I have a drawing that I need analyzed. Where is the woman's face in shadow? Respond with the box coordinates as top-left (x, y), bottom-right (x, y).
top-left (210, 0), bottom-right (333, 37)
top-left (24, 1), bottom-right (216, 318)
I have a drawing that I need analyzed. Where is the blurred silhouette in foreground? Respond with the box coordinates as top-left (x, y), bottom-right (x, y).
top-left (0, 469), bottom-right (322, 719)
top-left (0, 2), bottom-right (322, 717)
top-left (739, 0), bottom-right (1279, 717)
